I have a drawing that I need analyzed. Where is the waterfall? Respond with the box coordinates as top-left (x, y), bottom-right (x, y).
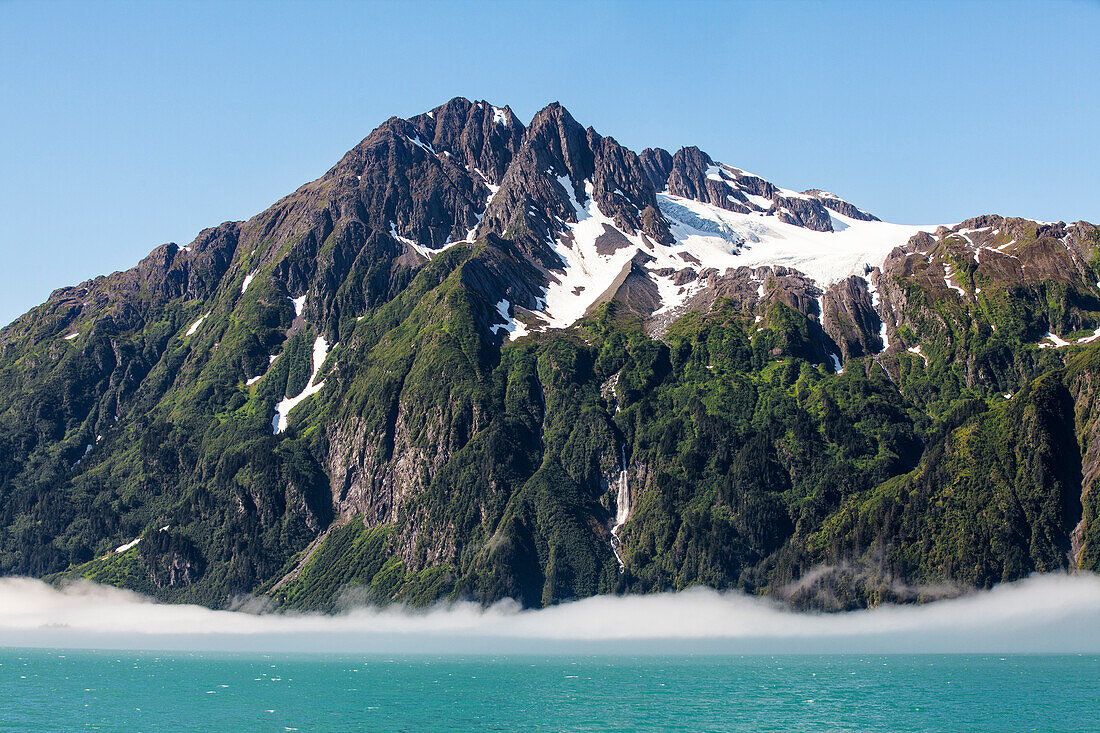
top-left (1069, 517), bottom-right (1086, 570)
top-left (610, 444), bottom-right (630, 571)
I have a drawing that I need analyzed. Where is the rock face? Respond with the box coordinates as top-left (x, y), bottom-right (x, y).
top-left (638, 145), bottom-right (876, 234)
top-left (638, 147), bottom-right (673, 192)
top-left (480, 103), bottom-right (672, 256)
top-left (409, 98), bottom-right (525, 185)
top-left (820, 275), bottom-right (882, 360)
top-left (804, 190), bottom-right (880, 222)
top-left (1, 96), bottom-right (1099, 614)
top-left (586, 250), bottom-right (663, 319)
top-left (773, 193), bottom-right (834, 232)
top-left (324, 110), bottom-right (501, 251)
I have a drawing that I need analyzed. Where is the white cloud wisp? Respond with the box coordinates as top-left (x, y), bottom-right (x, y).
top-left (1, 574), bottom-right (1098, 654)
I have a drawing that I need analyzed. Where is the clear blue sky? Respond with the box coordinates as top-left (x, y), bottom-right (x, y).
top-left (2, 0), bottom-right (1098, 328)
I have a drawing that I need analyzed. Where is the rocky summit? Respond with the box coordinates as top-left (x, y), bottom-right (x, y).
top-left (2, 97), bottom-right (1098, 612)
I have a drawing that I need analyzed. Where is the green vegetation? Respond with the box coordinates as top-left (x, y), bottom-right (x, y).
top-left (3, 218), bottom-right (1099, 613)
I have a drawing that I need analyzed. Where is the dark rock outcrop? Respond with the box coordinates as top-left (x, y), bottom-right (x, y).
top-left (821, 275), bottom-right (883, 359)
top-left (774, 194), bottom-right (834, 232)
top-left (804, 190), bottom-right (880, 222)
top-left (639, 147), bottom-right (673, 192)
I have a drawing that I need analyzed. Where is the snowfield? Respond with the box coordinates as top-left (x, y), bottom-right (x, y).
top-left (502, 174), bottom-right (940, 339)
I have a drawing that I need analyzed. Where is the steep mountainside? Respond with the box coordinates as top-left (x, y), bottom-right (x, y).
top-left (2, 98), bottom-right (1098, 611)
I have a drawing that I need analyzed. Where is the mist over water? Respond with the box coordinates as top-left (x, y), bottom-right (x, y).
top-left (1, 573), bottom-right (1098, 654)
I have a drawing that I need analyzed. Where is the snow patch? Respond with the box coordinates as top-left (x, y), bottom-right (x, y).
top-left (743, 193), bottom-right (773, 211)
top-left (705, 164), bottom-right (728, 182)
top-left (907, 345), bottom-right (930, 365)
top-left (488, 298), bottom-right (532, 341)
top-left (1077, 328), bottom-right (1100, 345)
top-left (185, 311), bottom-right (211, 337)
top-left (1038, 332), bottom-right (1071, 349)
top-left (72, 442), bottom-right (94, 469)
top-left (536, 178), bottom-right (707, 330)
top-left (510, 320), bottom-right (530, 341)
top-left (290, 295), bottom-right (306, 317)
top-left (115, 538), bottom-right (141, 554)
top-left (63, 331), bottom-right (79, 340)
top-left (389, 221), bottom-right (416, 248)
top-left (241, 271), bottom-right (257, 295)
top-left (465, 183), bottom-right (500, 242)
top-left (490, 299), bottom-right (521, 339)
top-left (775, 186), bottom-right (812, 201)
top-left (863, 275), bottom-right (891, 353)
top-left (406, 133), bottom-right (435, 156)
top-left (272, 336), bottom-right (329, 434)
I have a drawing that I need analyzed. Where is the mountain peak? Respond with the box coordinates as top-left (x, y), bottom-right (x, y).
top-left (2, 94), bottom-right (1099, 617)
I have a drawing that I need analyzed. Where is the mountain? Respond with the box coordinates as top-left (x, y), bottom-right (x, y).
top-left (1, 97), bottom-right (1098, 612)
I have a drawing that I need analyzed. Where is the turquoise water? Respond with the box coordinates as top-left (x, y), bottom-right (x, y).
top-left (1, 650), bottom-right (1096, 731)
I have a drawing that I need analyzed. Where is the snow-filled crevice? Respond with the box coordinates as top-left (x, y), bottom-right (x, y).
top-left (390, 222), bottom-right (461, 260)
top-left (863, 275), bottom-right (890, 354)
top-left (943, 263), bottom-right (968, 297)
top-left (405, 133), bottom-right (435, 156)
top-left (272, 336), bottom-right (329, 434)
top-left (464, 178), bottom-right (499, 242)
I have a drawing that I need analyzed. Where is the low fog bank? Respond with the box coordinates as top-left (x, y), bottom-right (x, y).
top-left (1, 574), bottom-right (1098, 654)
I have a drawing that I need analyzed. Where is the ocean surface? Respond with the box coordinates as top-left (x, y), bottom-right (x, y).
top-left (1, 649), bottom-right (1096, 732)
